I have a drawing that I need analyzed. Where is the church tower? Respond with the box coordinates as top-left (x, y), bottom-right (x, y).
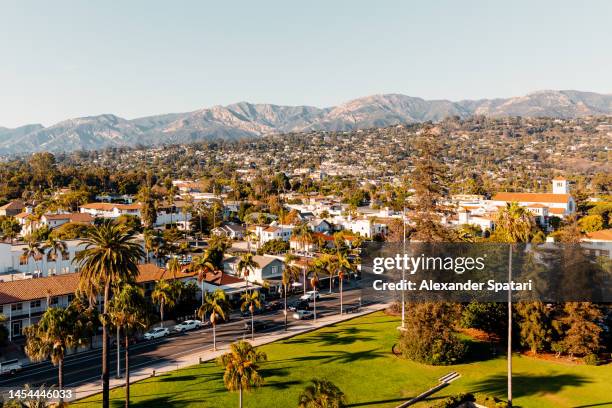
top-left (552, 176), bottom-right (569, 194)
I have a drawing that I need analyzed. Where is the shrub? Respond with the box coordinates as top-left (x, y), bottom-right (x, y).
top-left (432, 392), bottom-right (474, 408)
top-left (475, 393), bottom-right (509, 408)
top-left (584, 353), bottom-right (600, 365)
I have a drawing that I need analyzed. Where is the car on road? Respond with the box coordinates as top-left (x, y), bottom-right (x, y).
top-left (143, 327), bottom-right (170, 340)
top-left (299, 290), bottom-right (320, 301)
top-left (0, 359), bottom-right (22, 376)
top-left (292, 310), bottom-right (315, 320)
top-left (244, 319), bottom-right (274, 332)
top-left (288, 300), bottom-right (310, 312)
top-left (173, 320), bottom-right (204, 333)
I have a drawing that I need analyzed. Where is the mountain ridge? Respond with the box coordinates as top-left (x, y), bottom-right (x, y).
top-left (2, 90), bottom-right (612, 155)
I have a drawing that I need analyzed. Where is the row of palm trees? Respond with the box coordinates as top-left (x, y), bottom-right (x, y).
top-left (20, 235), bottom-right (69, 275)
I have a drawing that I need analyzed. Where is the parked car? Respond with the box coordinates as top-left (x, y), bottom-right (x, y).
top-left (173, 320), bottom-right (204, 333)
top-left (244, 319), bottom-right (273, 332)
top-left (0, 359), bottom-right (22, 376)
top-left (288, 300), bottom-right (310, 312)
top-left (292, 310), bottom-right (315, 320)
top-left (143, 327), bottom-right (170, 340)
top-left (299, 291), bottom-right (320, 301)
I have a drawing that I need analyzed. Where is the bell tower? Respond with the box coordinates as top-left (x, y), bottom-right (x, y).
top-left (552, 176), bottom-right (569, 194)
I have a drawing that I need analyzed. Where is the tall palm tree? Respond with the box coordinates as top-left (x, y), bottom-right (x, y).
top-left (42, 236), bottom-right (68, 275)
top-left (109, 284), bottom-right (148, 408)
top-left (21, 236), bottom-right (43, 275)
top-left (237, 252), bottom-right (259, 288)
top-left (494, 202), bottom-right (534, 408)
top-left (240, 290), bottom-right (262, 340)
top-left (24, 306), bottom-right (86, 404)
top-left (292, 222), bottom-right (312, 252)
top-left (298, 378), bottom-right (347, 408)
top-left (282, 254), bottom-right (301, 330)
top-left (151, 279), bottom-right (177, 328)
top-left (335, 251), bottom-right (353, 315)
top-left (199, 289), bottom-right (229, 351)
top-left (190, 252), bottom-right (216, 317)
top-left (73, 220), bottom-right (144, 408)
top-left (308, 261), bottom-right (323, 321)
top-left (217, 340), bottom-right (267, 408)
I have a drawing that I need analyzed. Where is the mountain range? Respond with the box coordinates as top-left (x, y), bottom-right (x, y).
top-left (1, 90), bottom-right (612, 155)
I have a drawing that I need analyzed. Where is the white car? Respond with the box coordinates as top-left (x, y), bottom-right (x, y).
top-left (173, 320), bottom-right (204, 333)
top-left (292, 310), bottom-right (315, 320)
top-left (299, 290), bottom-right (320, 301)
top-left (143, 327), bottom-right (170, 340)
top-left (0, 359), bottom-right (22, 376)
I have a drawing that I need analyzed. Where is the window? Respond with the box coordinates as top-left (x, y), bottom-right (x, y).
top-left (67, 294), bottom-right (75, 303)
top-left (11, 303), bottom-right (23, 312)
top-left (30, 300), bottom-right (41, 308)
top-left (271, 266), bottom-right (278, 274)
top-left (50, 297), bottom-right (59, 305)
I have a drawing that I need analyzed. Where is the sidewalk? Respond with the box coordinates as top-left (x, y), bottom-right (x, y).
top-left (72, 302), bottom-right (389, 401)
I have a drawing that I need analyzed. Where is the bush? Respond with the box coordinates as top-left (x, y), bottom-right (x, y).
top-left (432, 392), bottom-right (474, 408)
top-left (475, 393), bottom-right (509, 408)
top-left (584, 353), bottom-right (600, 366)
top-left (399, 302), bottom-right (467, 365)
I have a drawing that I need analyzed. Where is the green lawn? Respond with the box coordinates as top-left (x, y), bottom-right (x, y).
top-left (73, 312), bottom-right (612, 408)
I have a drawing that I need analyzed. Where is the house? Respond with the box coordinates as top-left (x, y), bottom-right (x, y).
top-left (581, 229), bottom-right (612, 259)
top-left (80, 202), bottom-right (142, 218)
top-left (488, 177), bottom-right (576, 218)
top-left (307, 219), bottom-right (333, 234)
top-left (80, 202), bottom-right (191, 229)
top-left (0, 263), bottom-right (177, 341)
top-left (39, 213), bottom-right (94, 229)
top-left (251, 223), bottom-right (294, 244)
top-left (341, 218), bottom-right (387, 238)
top-left (0, 201), bottom-right (26, 217)
top-left (212, 223), bottom-right (246, 240)
top-left (198, 269), bottom-right (246, 302)
top-left (290, 232), bottom-right (356, 253)
top-left (224, 255), bottom-right (284, 290)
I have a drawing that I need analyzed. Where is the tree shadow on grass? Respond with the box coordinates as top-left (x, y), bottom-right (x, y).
top-left (261, 379), bottom-right (303, 390)
top-left (462, 338), bottom-right (499, 363)
top-left (470, 373), bottom-right (592, 399)
top-left (347, 396), bottom-right (415, 407)
top-left (283, 329), bottom-right (376, 347)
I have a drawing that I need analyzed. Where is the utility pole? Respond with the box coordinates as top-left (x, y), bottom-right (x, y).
top-left (401, 206), bottom-right (406, 329)
top-left (507, 244), bottom-right (513, 407)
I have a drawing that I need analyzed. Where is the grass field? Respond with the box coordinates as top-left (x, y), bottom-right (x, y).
top-left (73, 312), bottom-right (612, 408)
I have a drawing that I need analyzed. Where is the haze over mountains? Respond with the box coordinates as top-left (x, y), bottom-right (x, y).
top-left (1, 90), bottom-right (612, 155)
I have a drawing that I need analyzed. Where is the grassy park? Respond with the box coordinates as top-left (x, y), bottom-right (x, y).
top-left (73, 312), bottom-right (612, 408)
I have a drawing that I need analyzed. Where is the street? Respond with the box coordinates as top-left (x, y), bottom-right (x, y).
top-left (0, 286), bottom-right (364, 389)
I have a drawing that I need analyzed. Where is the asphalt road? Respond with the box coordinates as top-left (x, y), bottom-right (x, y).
top-left (0, 285), bottom-right (365, 389)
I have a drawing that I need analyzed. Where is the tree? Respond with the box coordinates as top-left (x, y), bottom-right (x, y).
top-left (515, 302), bottom-right (552, 354)
top-left (237, 252), bottom-right (259, 288)
top-left (24, 306), bottom-right (87, 404)
top-left (73, 220), bottom-right (144, 408)
top-left (109, 284), bottom-right (147, 408)
top-left (409, 133), bottom-right (451, 242)
top-left (240, 290), bottom-right (262, 340)
top-left (556, 302), bottom-right (603, 358)
top-left (282, 254), bottom-right (301, 330)
top-left (151, 279), bottom-right (177, 328)
top-left (298, 378), bottom-right (347, 408)
top-left (199, 289), bottom-right (230, 351)
top-left (42, 236), bottom-right (68, 275)
top-left (190, 252), bottom-right (217, 317)
top-left (20, 237), bottom-right (43, 274)
top-left (217, 340), bottom-right (267, 408)
top-left (292, 222), bottom-right (312, 252)
top-left (460, 302), bottom-right (507, 340)
top-left (578, 214), bottom-right (604, 233)
top-left (0, 216), bottom-right (21, 243)
top-left (399, 302), bottom-right (466, 365)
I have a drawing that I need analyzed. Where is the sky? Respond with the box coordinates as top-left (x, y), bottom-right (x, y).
top-left (1, 1), bottom-right (612, 128)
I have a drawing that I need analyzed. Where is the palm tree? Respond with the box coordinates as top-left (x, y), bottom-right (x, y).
top-left (198, 289), bottom-right (229, 351)
top-left (190, 252), bottom-right (216, 318)
top-left (292, 222), bottom-right (312, 252)
top-left (73, 220), bottom-right (144, 408)
top-left (20, 237), bottom-right (43, 275)
top-left (282, 254), bottom-right (301, 330)
top-left (308, 261), bottom-right (323, 321)
top-left (335, 252), bottom-right (353, 315)
top-left (298, 378), bottom-right (347, 408)
top-left (494, 202), bottom-right (534, 408)
top-left (237, 253), bottom-right (259, 288)
top-left (109, 284), bottom-right (147, 408)
top-left (240, 290), bottom-right (262, 340)
top-left (42, 236), bottom-right (68, 275)
top-left (24, 306), bottom-right (86, 404)
top-left (217, 340), bottom-right (267, 408)
top-left (151, 279), bottom-right (177, 328)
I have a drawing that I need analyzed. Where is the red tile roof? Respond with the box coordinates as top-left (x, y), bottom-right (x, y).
top-left (491, 192), bottom-right (570, 204)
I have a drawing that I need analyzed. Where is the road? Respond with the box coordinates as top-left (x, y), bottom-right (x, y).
top-left (0, 285), bottom-right (364, 389)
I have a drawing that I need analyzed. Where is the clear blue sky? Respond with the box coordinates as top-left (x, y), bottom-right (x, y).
top-left (1, 1), bottom-right (612, 127)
